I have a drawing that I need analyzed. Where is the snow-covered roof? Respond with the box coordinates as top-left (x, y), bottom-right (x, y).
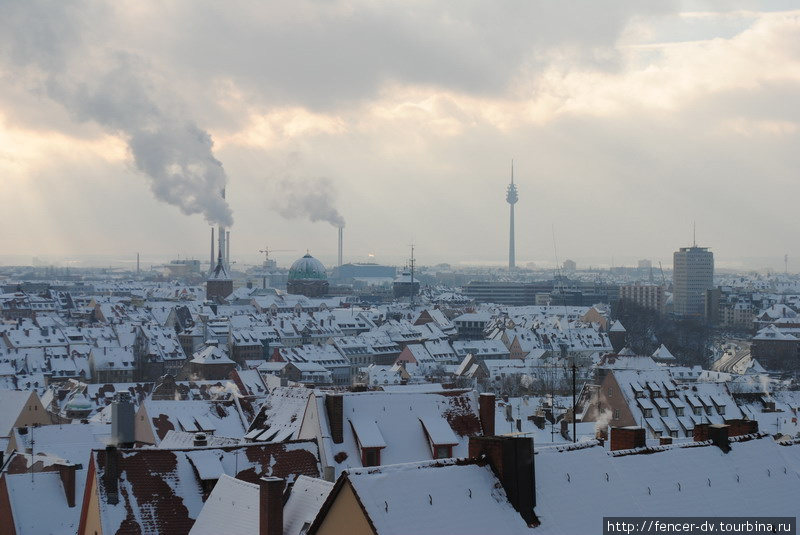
top-left (140, 399), bottom-right (249, 444)
top-left (339, 459), bottom-right (533, 535)
top-left (314, 390), bottom-right (484, 477)
top-left (90, 441), bottom-right (322, 535)
top-left (651, 344), bottom-right (676, 362)
top-left (534, 437), bottom-right (800, 534)
top-left (188, 474), bottom-right (333, 535)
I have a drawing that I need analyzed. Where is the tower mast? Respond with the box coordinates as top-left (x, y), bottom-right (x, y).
top-left (506, 160), bottom-right (519, 270)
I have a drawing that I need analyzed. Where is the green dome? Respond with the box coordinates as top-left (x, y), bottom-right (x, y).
top-left (289, 253), bottom-right (327, 281)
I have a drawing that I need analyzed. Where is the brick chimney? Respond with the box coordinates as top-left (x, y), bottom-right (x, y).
top-left (104, 446), bottom-right (119, 505)
top-left (58, 463), bottom-right (78, 508)
top-left (693, 423), bottom-right (710, 442)
top-left (610, 426), bottom-right (646, 451)
top-left (469, 436), bottom-right (536, 526)
top-left (259, 476), bottom-right (284, 535)
top-left (325, 394), bottom-right (344, 444)
top-left (479, 393), bottom-right (496, 437)
top-left (708, 424), bottom-right (730, 453)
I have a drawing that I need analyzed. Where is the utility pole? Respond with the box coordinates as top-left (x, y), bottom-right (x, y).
top-left (572, 360), bottom-right (577, 444)
top-left (409, 244), bottom-right (416, 310)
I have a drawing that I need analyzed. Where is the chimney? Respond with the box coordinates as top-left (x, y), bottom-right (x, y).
top-left (259, 476), bottom-right (284, 535)
top-left (226, 231), bottom-right (231, 269)
top-left (210, 227), bottom-right (215, 273)
top-left (693, 423), bottom-right (710, 442)
top-left (479, 393), bottom-right (496, 436)
top-left (338, 226), bottom-right (343, 268)
top-left (610, 426), bottom-right (646, 451)
top-left (111, 392), bottom-right (135, 447)
top-left (469, 436), bottom-right (536, 526)
top-left (708, 424), bottom-right (730, 453)
top-left (323, 466), bottom-right (335, 482)
top-left (104, 446), bottom-right (119, 505)
top-left (58, 463), bottom-right (78, 508)
top-left (325, 394), bottom-right (344, 444)
top-left (659, 436), bottom-right (673, 446)
top-left (194, 433), bottom-right (208, 447)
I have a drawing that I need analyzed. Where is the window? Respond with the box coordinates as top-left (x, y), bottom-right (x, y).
top-left (607, 387), bottom-right (613, 397)
top-left (363, 448), bottom-right (381, 467)
top-left (670, 431), bottom-right (678, 438)
top-left (659, 408), bottom-right (668, 417)
top-left (676, 407), bottom-right (684, 417)
top-left (693, 407), bottom-right (701, 416)
top-left (643, 409), bottom-right (653, 418)
top-left (613, 409), bottom-right (620, 420)
top-left (434, 445), bottom-right (452, 459)
top-left (717, 406), bottom-right (725, 416)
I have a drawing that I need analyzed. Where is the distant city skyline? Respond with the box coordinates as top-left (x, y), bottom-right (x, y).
top-left (1, 2), bottom-right (799, 270)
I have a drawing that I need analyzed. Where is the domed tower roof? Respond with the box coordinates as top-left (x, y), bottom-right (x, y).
top-left (289, 253), bottom-right (327, 281)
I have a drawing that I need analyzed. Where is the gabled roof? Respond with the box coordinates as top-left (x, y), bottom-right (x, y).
top-left (0, 389), bottom-right (36, 437)
top-left (188, 474), bottom-right (333, 535)
top-left (86, 441), bottom-right (322, 535)
top-left (140, 399), bottom-right (249, 444)
top-left (312, 390), bottom-right (484, 477)
top-left (310, 459), bottom-right (533, 535)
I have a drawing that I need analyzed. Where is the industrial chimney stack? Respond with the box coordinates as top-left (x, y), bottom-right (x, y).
top-left (338, 226), bottom-right (343, 267)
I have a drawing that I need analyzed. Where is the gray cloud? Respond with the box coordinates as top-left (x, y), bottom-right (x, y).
top-left (0, 1), bottom-right (234, 228)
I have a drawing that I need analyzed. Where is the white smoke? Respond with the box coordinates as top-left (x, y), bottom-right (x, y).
top-left (0, 4), bottom-right (233, 228)
top-left (595, 409), bottom-right (612, 438)
top-left (274, 176), bottom-right (346, 228)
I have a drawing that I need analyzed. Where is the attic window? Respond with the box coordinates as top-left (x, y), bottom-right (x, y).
top-left (362, 448), bottom-right (381, 467)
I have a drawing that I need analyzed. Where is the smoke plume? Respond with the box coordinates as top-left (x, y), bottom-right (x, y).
top-left (274, 177), bottom-right (345, 228)
top-left (0, 3), bottom-right (233, 228)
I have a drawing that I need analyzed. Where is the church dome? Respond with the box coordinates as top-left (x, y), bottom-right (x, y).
top-left (289, 253), bottom-right (327, 281)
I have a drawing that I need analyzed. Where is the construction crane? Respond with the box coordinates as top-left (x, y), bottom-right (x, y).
top-left (658, 261), bottom-right (667, 286)
top-left (259, 247), bottom-right (294, 266)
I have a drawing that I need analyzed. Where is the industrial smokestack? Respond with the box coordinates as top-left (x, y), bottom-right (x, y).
top-left (210, 228), bottom-right (215, 273)
top-left (218, 187), bottom-right (227, 272)
top-left (338, 226), bottom-right (343, 267)
top-left (136, 253), bottom-right (140, 275)
top-left (226, 230), bottom-right (231, 270)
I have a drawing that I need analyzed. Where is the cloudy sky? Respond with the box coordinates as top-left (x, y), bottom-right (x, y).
top-left (1, 0), bottom-right (798, 271)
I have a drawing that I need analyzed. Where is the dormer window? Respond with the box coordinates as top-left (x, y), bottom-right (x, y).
top-left (362, 448), bottom-right (381, 467)
top-left (643, 408), bottom-right (653, 418)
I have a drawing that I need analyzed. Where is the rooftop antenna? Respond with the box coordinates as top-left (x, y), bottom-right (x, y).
top-left (785, 254), bottom-right (789, 274)
top-left (693, 221), bottom-right (697, 247)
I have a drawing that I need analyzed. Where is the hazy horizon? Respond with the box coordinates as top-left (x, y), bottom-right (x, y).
top-left (2, 1), bottom-right (799, 271)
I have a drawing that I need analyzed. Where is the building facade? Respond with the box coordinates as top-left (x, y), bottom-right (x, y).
top-left (673, 246), bottom-right (714, 319)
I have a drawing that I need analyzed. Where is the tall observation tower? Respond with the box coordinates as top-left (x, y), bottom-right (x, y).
top-left (506, 161), bottom-right (518, 270)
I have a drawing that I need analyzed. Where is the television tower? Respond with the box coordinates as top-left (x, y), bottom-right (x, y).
top-left (506, 160), bottom-right (518, 270)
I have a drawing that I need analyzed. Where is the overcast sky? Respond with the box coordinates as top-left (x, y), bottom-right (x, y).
top-left (1, 1), bottom-right (798, 271)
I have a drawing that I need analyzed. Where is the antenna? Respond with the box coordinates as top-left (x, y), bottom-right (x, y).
top-left (693, 221), bottom-right (696, 247)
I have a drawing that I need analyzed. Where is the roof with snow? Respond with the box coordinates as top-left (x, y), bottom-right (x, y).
top-left (85, 441), bottom-right (322, 535)
top-left (533, 436), bottom-right (800, 534)
top-left (311, 459), bottom-right (533, 535)
top-left (651, 344), bottom-right (677, 362)
top-left (306, 390), bottom-right (484, 477)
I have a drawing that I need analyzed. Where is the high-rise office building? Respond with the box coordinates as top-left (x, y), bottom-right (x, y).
top-left (672, 246), bottom-right (714, 318)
